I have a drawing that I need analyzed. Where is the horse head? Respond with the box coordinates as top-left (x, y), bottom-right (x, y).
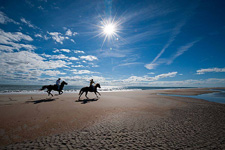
top-left (95, 83), bottom-right (101, 88)
top-left (61, 81), bottom-right (68, 85)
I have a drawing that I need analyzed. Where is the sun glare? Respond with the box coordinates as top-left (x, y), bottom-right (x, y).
top-left (94, 17), bottom-right (122, 48)
top-left (103, 24), bottom-right (116, 35)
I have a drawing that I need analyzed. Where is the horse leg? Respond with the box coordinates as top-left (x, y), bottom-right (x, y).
top-left (79, 91), bottom-right (84, 100)
top-left (97, 91), bottom-right (101, 96)
top-left (49, 90), bottom-right (53, 97)
top-left (85, 91), bottom-right (89, 99)
top-left (94, 92), bottom-right (98, 98)
top-left (59, 90), bottom-right (63, 95)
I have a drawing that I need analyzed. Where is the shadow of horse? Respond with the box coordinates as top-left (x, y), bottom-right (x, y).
top-left (75, 98), bottom-right (98, 104)
top-left (26, 98), bottom-right (58, 104)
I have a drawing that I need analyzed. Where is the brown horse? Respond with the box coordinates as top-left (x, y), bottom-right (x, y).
top-left (40, 81), bottom-right (68, 96)
top-left (78, 83), bottom-right (101, 100)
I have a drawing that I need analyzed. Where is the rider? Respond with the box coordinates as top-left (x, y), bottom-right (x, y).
top-left (89, 79), bottom-right (95, 92)
top-left (56, 78), bottom-right (61, 90)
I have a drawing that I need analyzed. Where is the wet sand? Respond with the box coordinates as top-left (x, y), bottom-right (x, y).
top-left (0, 88), bottom-right (225, 149)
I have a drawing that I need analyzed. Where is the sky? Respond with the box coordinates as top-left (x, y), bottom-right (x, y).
top-left (0, 0), bottom-right (225, 87)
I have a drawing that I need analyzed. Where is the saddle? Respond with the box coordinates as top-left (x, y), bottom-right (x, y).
top-left (53, 84), bottom-right (59, 89)
top-left (89, 86), bottom-right (94, 92)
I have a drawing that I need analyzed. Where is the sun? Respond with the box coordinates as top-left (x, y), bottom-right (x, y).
top-left (94, 17), bottom-right (122, 48)
top-left (103, 23), bottom-right (116, 35)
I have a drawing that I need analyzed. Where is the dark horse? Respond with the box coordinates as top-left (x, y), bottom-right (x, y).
top-left (79, 83), bottom-right (101, 100)
top-left (40, 81), bottom-right (68, 96)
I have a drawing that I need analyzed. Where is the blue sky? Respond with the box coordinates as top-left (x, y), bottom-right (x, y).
top-left (0, 0), bottom-right (225, 87)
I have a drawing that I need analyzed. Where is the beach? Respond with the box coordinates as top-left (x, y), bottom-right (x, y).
top-left (0, 88), bottom-right (225, 149)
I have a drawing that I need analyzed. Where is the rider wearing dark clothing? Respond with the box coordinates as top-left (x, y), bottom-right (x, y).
top-left (89, 79), bottom-right (95, 92)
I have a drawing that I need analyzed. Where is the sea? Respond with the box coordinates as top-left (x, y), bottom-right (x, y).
top-left (159, 89), bottom-right (225, 104)
top-left (0, 84), bottom-right (191, 94)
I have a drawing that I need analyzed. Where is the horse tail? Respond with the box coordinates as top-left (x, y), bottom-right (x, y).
top-left (40, 86), bottom-right (47, 90)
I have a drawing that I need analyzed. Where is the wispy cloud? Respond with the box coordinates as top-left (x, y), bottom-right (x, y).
top-left (167, 39), bottom-right (200, 65)
top-left (20, 18), bottom-right (38, 29)
top-left (197, 67), bottom-right (225, 75)
top-left (0, 11), bottom-right (19, 24)
top-left (145, 2), bottom-right (199, 70)
top-left (118, 62), bottom-right (143, 67)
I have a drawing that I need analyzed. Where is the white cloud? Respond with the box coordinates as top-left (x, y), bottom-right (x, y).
top-left (65, 29), bottom-right (78, 36)
top-left (69, 57), bottom-right (79, 61)
top-left (0, 45), bottom-right (15, 52)
top-left (41, 53), bottom-right (68, 59)
top-left (123, 72), bottom-right (177, 83)
top-left (60, 49), bottom-right (70, 53)
top-left (42, 53), bottom-right (79, 61)
top-left (0, 11), bottom-right (19, 24)
top-left (197, 67), bottom-right (225, 75)
top-left (35, 34), bottom-right (42, 38)
top-left (53, 49), bottom-right (60, 53)
top-left (71, 69), bottom-right (99, 74)
top-left (48, 31), bottom-right (76, 44)
top-left (0, 51), bottom-right (69, 81)
top-left (145, 63), bottom-right (159, 70)
top-left (0, 29), bottom-right (35, 52)
top-left (48, 32), bottom-right (65, 44)
top-left (20, 18), bottom-right (38, 29)
top-left (0, 29), bottom-right (33, 42)
top-left (80, 55), bottom-right (98, 61)
top-left (71, 65), bottom-right (84, 68)
top-left (65, 29), bottom-right (72, 36)
top-left (74, 50), bottom-right (85, 54)
top-left (148, 72), bottom-right (155, 75)
top-left (38, 6), bottom-right (44, 10)
top-left (73, 32), bottom-right (78, 36)
top-left (43, 70), bottom-right (66, 76)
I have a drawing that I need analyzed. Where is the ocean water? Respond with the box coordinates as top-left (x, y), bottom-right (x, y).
top-left (159, 89), bottom-right (225, 104)
top-left (0, 84), bottom-right (191, 94)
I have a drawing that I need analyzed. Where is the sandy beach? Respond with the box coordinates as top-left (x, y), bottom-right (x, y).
top-left (0, 88), bottom-right (225, 149)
